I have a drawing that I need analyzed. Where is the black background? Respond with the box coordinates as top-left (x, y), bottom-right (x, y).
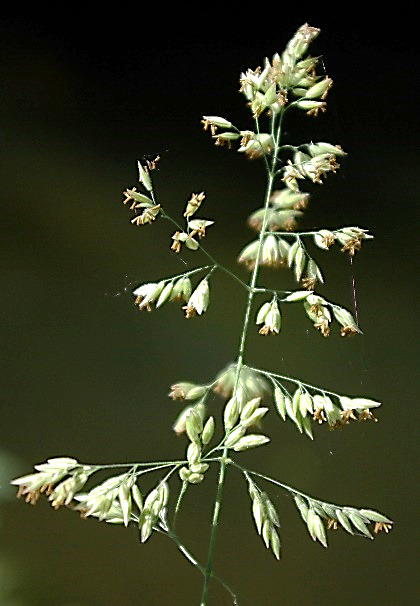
top-left (1, 12), bottom-right (418, 606)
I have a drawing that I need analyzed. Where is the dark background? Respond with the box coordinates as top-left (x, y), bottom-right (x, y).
top-left (1, 12), bottom-right (418, 606)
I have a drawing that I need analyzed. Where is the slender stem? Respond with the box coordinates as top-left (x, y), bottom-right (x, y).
top-left (269, 230), bottom-right (324, 237)
top-left (163, 265), bottom-right (214, 282)
top-left (159, 207), bottom-right (249, 291)
top-left (200, 108), bottom-right (285, 606)
top-left (253, 286), bottom-right (291, 294)
top-left (235, 110), bottom-right (284, 381)
top-left (91, 460), bottom-right (186, 471)
top-left (231, 460), bottom-right (311, 502)
top-left (158, 528), bottom-right (239, 603)
top-left (172, 480), bottom-right (188, 532)
top-left (246, 365), bottom-right (346, 399)
top-left (199, 454), bottom-right (229, 606)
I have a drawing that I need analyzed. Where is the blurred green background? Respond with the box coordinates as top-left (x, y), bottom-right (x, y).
top-left (1, 13), bottom-right (418, 605)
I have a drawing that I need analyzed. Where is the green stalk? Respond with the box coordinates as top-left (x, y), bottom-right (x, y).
top-left (159, 528), bottom-right (238, 603)
top-left (172, 480), bottom-right (188, 532)
top-left (159, 207), bottom-right (250, 291)
top-left (199, 108), bottom-right (285, 605)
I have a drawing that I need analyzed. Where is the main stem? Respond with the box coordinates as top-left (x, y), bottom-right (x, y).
top-left (199, 109), bottom-right (285, 605)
